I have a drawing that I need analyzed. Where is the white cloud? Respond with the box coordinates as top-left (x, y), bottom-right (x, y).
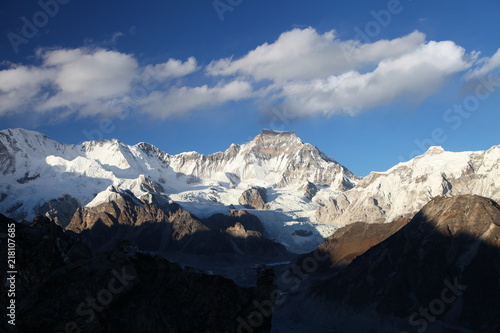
top-left (207, 28), bottom-right (427, 81)
top-left (143, 57), bottom-right (199, 81)
top-left (39, 48), bottom-right (138, 112)
top-left (0, 48), bottom-right (207, 119)
top-left (0, 28), bottom-right (487, 122)
top-left (0, 66), bottom-right (53, 92)
top-left (140, 80), bottom-right (253, 118)
top-left (279, 41), bottom-right (471, 116)
top-left (0, 65), bottom-right (55, 116)
top-left (111, 32), bottom-right (124, 44)
top-left (207, 28), bottom-right (475, 117)
top-left (465, 48), bottom-right (500, 80)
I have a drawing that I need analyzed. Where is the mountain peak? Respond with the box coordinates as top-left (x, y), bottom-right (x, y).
top-left (0, 128), bottom-right (50, 141)
top-left (251, 129), bottom-right (302, 145)
top-left (257, 129), bottom-right (297, 137)
top-left (417, 194), bottom-right (500, 233)
top-left (424, 145), bottom-right (445, 155)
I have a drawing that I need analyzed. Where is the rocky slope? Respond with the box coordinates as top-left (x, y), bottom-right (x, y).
top-left (0, 214), bottom-right (276, 333)
top-left (273, 195), bottom-right (500, 332)
top-left (239, 186), bottom-right (269, 210)
top-left (316, 145), bottom-right (500, 226)
top-left (65, 186), bottom-right (289, 259)
top-left (309, 217), bottom-right (409, 270)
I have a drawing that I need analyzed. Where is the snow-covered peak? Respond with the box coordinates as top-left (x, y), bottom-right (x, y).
top-left (423, 145), bottom-right (446, 155)
top-left (317, 144), bottom-right (500, 226)
top-left (87, 185), bottom-right (144, 208)
top-left (0, 128), bottom-right (50, 142)
top-left (0, 128), bottom-right (76, 157)
top-left (251, 129), bottom-right (303, 146)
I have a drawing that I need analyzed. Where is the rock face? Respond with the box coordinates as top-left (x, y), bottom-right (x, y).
top-left (225, 222), bottom-right (259, 238)
top-left (66, 186), bottom-right (289, 258)
top-left (202, 209), bottom-right (265, 233)
top-left (239, 187), bottom-right (268, 210)
top-left (312, 217), bottom-right (409, 269)
top-left (274, 195), bottom-right (500, 332)
top-left (316, 145), bottom-right (500, 226)
top-left (0, 214), bottom-right (275, 333)
top-left (299, 181), bottom-right (318, 200)
top-left (35, 194), bottom-right (80, 228)
top-left (66, 186), bottom-right (207, 253)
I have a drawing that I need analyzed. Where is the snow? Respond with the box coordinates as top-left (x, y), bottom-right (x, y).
top-left (320, 144), bottom-right (500, 226)
top-left (4, 128), bottom-right (497, 253)
top-left (0, 128), bottom-right (357, 253)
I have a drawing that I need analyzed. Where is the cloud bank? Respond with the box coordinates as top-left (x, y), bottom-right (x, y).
top-left (0, 28), bottom-right (496, 121)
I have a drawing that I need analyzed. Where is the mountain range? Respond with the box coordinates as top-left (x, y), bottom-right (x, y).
top-left (1, 128), bottom-right (500, 332)
top-left (1, 128), bottom-right (500, 254)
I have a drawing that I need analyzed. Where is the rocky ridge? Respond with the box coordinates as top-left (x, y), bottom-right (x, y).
top-left (273, 195), bottom-right (500, 332)
top-left (65, 186), bottom-right (289, 258)
top-left (316, 145), bottom-right (500, 226)
top-left (0, 214), bottom-right (275, 333)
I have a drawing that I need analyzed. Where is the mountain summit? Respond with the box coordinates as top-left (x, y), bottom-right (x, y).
top-left (168, 128), bottom-right (357, 189)
top-left (251, 129), bottom-right (301, 144)
top-left (0, 128), bottom-right (357, 252)
top-left (317, 144), bottom-right (500, 226)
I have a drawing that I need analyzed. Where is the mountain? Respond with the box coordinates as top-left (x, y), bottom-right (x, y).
top-left (169, 129), bottom-right (358, 190)
top-left (273, 195), bottom-right (500, 332)
top-left (2, 128), bottom-right (500, 253)
top-left (316, 145), bottom-right (500, 226)
top-left (0, 214), bottom-right (276, 333)
top-left (65, 185), bottom-right (290, 261)
top-left (308, 217), bottom-right (410, 270)
top-left (0, 128), bottom-right (357, 253)
top-left (2, 129), bottom-right (500, 331)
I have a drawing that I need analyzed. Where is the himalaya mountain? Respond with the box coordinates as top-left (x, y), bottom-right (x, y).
top-left (316, 145), bottom-right (500, 226)
top-left (0, 128), bottom-right (357, 253)
top-left (1, 128), bottom-right (500, 254)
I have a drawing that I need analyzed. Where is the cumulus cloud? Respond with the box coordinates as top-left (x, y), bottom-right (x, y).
top-left (0, 65), bottom-right (55, 116)
top-left (206, 28), bottom-right (427, 81)
top-left (39, 48), bottom-right (138, 112)
top-left (0, 48), bottom-right (209, 119)
top-left (279, 41), bottom-right (471, 116)
top-left (143, 57), bottom-right (199, 81)
top-left (0, 28), bottom-right (490, 122)
top-left (140, 80), bottom-right (253, 118)
top-left (465, 48), bottom-right (500, 80)
top-left (208, 28), bottom-right (473, 117)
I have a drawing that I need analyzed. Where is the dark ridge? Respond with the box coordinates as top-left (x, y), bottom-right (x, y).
top-left (0, 214), bottom-right (275, 333)
top-left (273, 195), bottom-right (500, 332)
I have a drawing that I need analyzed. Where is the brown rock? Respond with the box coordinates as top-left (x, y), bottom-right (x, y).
top-left (239, 187), bottom-right (268, 210)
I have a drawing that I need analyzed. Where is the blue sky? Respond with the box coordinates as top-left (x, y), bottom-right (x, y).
top-left (1, 0), bottom-right (499, 176)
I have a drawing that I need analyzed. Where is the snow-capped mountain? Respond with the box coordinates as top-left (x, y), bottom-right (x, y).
top-left (0, 128), bottom-right (356, 252)
top-left (2, 127), bottom-right (499, 252)
top-left (167, 129), bottom-right (357, 190)
top-left (316, 145), bottom-right (500, 226)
